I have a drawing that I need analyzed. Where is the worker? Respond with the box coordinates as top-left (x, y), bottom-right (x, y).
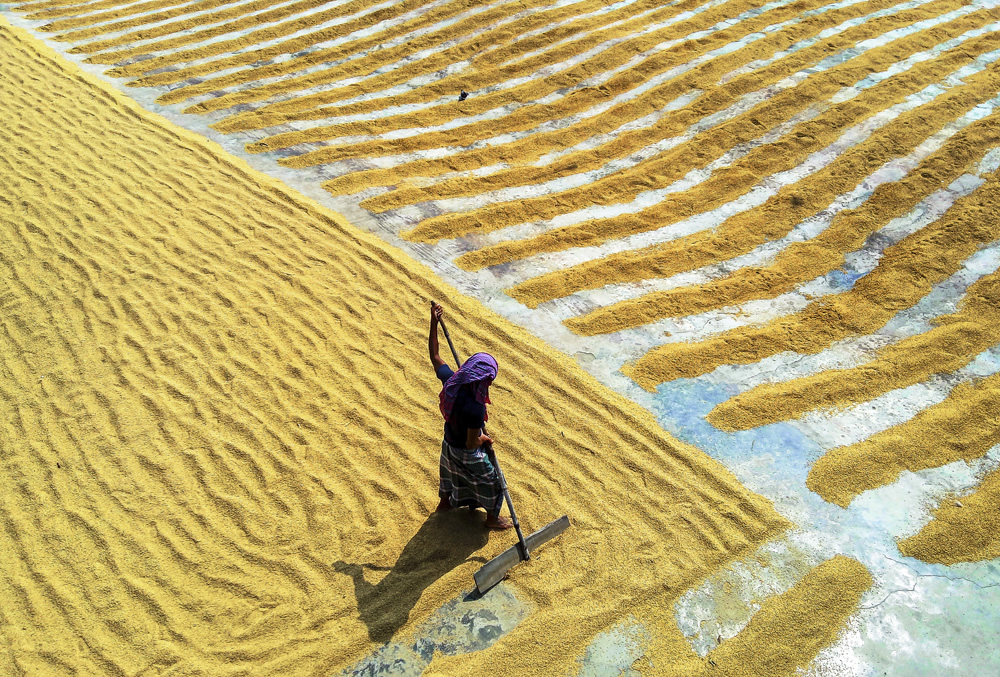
top-left (428, 302), bottom-right (512, 529)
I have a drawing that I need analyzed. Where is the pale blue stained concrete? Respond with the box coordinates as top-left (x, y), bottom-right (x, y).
top-left (339, 584), bottom-right (530, 676)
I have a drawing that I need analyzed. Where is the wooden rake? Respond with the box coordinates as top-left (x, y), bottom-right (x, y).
top-left (433, 302), bottom-right (571, 594)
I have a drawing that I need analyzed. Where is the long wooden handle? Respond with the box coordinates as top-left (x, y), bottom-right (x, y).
top-left (433, 301), bottom-right (461, 368)
top-left (485, 447), bottom-right (530, 560)
top-left (431, 301), bottom-right (531, 560)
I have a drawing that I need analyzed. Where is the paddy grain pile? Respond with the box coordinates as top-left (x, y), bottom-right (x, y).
top-left (5, 0), bottom-right (999, 664)
top-left (0, 18), bottom-right (890, 675)
top-left (12, 0), bottom-right (1000, 561)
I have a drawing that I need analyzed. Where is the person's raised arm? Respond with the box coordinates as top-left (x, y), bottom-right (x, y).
top-left (429, 302), bottom-right (446, 370)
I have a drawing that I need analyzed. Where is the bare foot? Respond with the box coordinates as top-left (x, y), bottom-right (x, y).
top-left (485, 515), bottom-right (514, 530)
top-left (435, 496), bottom-right (452, 512)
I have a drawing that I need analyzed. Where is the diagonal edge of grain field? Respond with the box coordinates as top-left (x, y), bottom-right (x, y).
top-left (0, 18), bottom-right (794, 676)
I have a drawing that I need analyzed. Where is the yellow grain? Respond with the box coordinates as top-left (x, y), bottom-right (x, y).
top-left (218, 0), bottom-right (760, 137)
top-left (78, 0), bottom-right (324, 58)
top-left (704, 555), bottom-right (872, 676)
top-left (808, 372), bottom-right (1000, 508)
top-left (103, 0), bottom-right (398, 78)
top-left (424, 555), bottom-right (872, 676)
top-left (0, 18), bottom-right (788, 675)
top-left (41, 0), bottom-right (236, 38)
top-left (563, 68), bottom-right (1000, 332)
top-left (898, 469), bottom-right (1000, 564)
top-left (706, 270), bottom-right (1000, 430)
top-left (178, 0), bottom-right (651, 111)
top-left (444, 5), bottom-right (992, 256)
top-left (28, 0), bottom-right (211, 21)
top-left (354, 0), bottom-right (901, 209)
top-left (510, 113), bottom-right (1000, 309)
top-left (160, 0), bottom-right (666, 104)
top-left (624, 169), bottom-right (1000, 391)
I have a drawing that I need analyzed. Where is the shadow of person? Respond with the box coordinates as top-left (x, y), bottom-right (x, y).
top-left (333, 509), bottom-right (491, 643)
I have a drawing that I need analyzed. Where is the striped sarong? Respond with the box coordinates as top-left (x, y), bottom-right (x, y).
top-left (439, 439), bottom-right (503, 517)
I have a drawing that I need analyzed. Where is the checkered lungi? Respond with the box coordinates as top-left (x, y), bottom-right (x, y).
top-left (439, 439), bottom-right (504, 517)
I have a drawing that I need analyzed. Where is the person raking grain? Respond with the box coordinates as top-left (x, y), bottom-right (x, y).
top-left (428, 302), bottom-right (513, 530)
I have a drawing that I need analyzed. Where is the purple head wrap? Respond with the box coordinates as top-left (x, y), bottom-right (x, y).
top-left (439, 352), bottom-right (498, 423)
